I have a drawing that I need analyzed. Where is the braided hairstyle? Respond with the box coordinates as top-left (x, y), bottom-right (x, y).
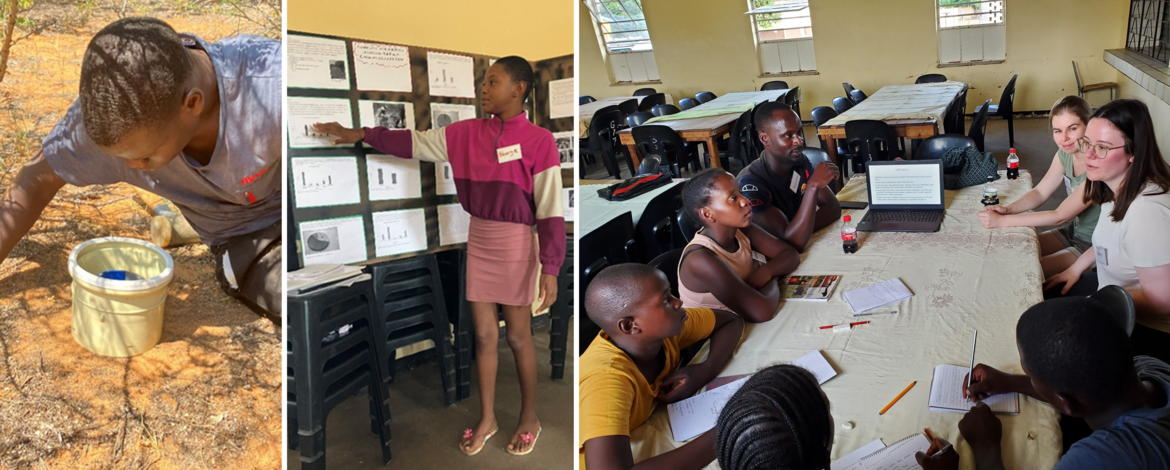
top-left (680, 168), bottom-right (731, 228)
top-left (715, 364), bottom-right (833, 470)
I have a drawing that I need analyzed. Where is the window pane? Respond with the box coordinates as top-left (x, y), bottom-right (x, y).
top-left (938, 1), bottom-right (1004, 28)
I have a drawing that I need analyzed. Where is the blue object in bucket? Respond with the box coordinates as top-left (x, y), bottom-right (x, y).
top-left (99, 270), bottom-right (144, 281)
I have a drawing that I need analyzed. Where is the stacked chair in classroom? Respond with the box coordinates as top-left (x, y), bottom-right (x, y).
top-left (436, 250), bottom-right (473, 400)
top-left (842, 83), bottom-right (858, 102)
top-left (367, 255), bottom-right (458, 408)
top-left (547, 234), bottom-right (574, 380)
top-left (287, 281), bottom-right (393, 469)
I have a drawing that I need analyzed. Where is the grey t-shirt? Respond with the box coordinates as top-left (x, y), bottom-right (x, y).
top-left (42, 34), bottom-right (282, 246)
top-left (1055, 356), bottom-right (1170, 470)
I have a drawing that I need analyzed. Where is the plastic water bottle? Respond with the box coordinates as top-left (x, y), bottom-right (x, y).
top-left (1006, 148), bottom-right (1019, 180)
top-left (841, 215), bottom-right (858, 254)
top-left (982, 175), bottom-right (1000, 206)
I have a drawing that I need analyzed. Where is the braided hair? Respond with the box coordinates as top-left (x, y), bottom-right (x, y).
top-left (680, 168), bottom-right (731, 228)
top-left (715, 364), bottom-right (833, 470)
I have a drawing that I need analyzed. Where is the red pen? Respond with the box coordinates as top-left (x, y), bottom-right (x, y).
top-left (819, 321), bottom-right (869, 330)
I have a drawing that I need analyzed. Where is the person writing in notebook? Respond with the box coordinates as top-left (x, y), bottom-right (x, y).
top-left (314, 56), bottom-right (564, 456)
top-left (580, 263), bottom-right (743, 470)
top-left (737, 101), bottom-right (841, 252)
top-left (677, 169), bottom-right (801, 323)
top-left (951, 296), bottom-right (1170, 470)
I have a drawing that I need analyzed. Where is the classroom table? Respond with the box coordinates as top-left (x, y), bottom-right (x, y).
top-left (580, 94), bottom-right (675, 137)
top-left (627, 170), bottom-right (1062, 470)
top-left (818, 81), bottom-right (966, 166)
top-left (617, 90), bottom-right (789, 170)
top-left (578, 180), bottom-right (685, 236)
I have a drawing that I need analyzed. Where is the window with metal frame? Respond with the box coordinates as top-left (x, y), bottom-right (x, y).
top-left (749, 0), bottom-right (813, 42)
top-left (937, 0), bottom-right (1004, 29)
top-left (586, 0), bottom-right (653, 53)
top-left (1126, 0), bottom-right (1169, 64)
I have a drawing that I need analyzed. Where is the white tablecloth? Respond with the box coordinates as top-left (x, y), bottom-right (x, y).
top-left (628, 170), bottom-right (1062, 470)
top-left (824, 81), bottom-right (966, 127)
top-left (579, 181), bottom-right (685, 236)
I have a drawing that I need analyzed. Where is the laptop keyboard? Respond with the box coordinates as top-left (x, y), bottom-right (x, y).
top-left (866, 210), bottom-right (941, 223)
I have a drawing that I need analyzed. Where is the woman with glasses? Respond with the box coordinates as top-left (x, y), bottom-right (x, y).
top-left (978, 96), bottom-right (1101, 277)
top-left (1046, 99), bottom-right (1170, 362)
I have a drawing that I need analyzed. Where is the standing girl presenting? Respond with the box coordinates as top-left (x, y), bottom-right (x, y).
top-left (314, 56), bottom-right (564, 456)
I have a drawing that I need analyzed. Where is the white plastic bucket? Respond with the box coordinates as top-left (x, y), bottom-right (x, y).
top-left (68, 237), bottom-right (174, 357)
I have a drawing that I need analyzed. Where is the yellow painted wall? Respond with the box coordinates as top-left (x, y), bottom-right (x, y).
top-left (288, 0), bottom-right (573, 60)
top-left (581, 0), bottom-right (1129, 114)
top-left (1117, 75), bottom-right (1170, 159)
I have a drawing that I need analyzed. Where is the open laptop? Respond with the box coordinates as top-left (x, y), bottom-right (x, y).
top-left (856, 160), bottom-right (945, 232)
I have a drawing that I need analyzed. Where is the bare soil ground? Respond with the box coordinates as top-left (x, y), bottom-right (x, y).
top-left (0, 2), bottom-right (282, 468)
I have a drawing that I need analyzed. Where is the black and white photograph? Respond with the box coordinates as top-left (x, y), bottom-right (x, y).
top-left (303, 227), bottom-right (340, 253)
top-left (430, 103), bottom-right (477, 129)
top-left (373, 102), bottom-right (407, 128)
top-left (553, 131), bottom-right (574, 168)
top-left (329, 59), bottom-right (347, 79)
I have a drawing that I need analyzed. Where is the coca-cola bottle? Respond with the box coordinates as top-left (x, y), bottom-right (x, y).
top-left (842, 215), bottom-right (858, 254)
top-left (1006, 148), bottom-right (1019, 180)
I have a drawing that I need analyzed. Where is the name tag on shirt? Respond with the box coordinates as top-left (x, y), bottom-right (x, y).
top-left (790, 171), bottom-right (801, 193)
top-left (497, 144), bottom-right (523, 164)
top-left (1096, 246), bottom-right (1109, 266)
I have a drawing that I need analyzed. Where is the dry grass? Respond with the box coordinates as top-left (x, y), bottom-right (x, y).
top-left (0, 2), bottom-right (282, 468)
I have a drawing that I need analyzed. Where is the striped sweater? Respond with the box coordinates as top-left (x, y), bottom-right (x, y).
top-left (364, 113), bottom-right (565, 275)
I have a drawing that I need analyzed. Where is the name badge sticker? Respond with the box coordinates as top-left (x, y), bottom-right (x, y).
top-left (497, 144), bottom-right (523, 164)
top-left (789, 171), bottom-right (801, 193)
top-left (1095, 246), bottom-right (1109, 266)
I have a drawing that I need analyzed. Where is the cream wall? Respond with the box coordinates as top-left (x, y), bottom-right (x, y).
top-left (581, 0), bottom-right (1129, 115)
top-left (288, 0), bottom-right (573, 60)
top-left (1117, 76), bottom-right (1170, 159)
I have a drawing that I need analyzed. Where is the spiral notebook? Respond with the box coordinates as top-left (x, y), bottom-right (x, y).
top-left (928, 364), bottom-right (1020, 414)
top-left (856, 434), bottom-right (931, 470)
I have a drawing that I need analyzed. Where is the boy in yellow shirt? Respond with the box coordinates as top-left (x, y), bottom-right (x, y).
top-left (579, 263), bottom-right (744, 470)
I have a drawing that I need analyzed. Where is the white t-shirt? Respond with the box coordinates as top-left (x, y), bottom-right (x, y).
top-left (1093, 184), bottom-right (1170, 333)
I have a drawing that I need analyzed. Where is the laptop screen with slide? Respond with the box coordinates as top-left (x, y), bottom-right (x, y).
top-left (865, 161), bottom-right (944, 209)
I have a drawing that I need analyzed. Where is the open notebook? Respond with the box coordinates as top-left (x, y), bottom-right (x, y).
top-left (856, 434), bottom-right (932, 470)
top-left (929, 364), bottom-right (1020, 414)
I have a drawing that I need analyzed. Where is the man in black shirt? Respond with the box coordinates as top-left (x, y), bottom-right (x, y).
top-left (737, 101), bottom-right (840, 251)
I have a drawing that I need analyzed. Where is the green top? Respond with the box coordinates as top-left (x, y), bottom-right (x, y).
top-left (1056, 148), bottom-right (1102, 243)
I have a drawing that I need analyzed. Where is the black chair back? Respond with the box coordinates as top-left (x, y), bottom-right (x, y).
top-left (969, 99), bottom-right (992, 152)
top-left (832, 96), bottom-right (854, 114)
top-left (651, 104), bottom-right (680, 117)
top-left (695, 91), bottom-right (717, 103)
top-left (678, 97), bottom-right (699, 111)
top-left (579, 213), bottom-right (636, 354)
top-left (648, 248), bottom-right (685, 298)
top-left (913, 134), bottom-right (977, 160)
top-left (800, 147), bottom-right (837, 193)
top-left (633, 87), bottom-right (657, 97)
top-left (996, 73), bottom-right (1018, 117)
top-left (842, 83), bottom-right (857, 100)
top-left (633, 125), bottom-right (694, 178)
top-left (849, 89), bottom-right (868, 104)
top-left (761, 80), bottom-right (789, 91)
top-left (915, 74), bottom-right (947, 84)
top-left (637, 93), bottom-right (667, 112)
top-left (617, 98), bottom-right (639, 117)
top-left (638, 154), bottom-right (663, 175)
top-left (626, 111), bottom-right (653, 128)
top-left (845, 120), bottom-right (900, 174)
top-left (588, 108), bottom-right (628, 179)
top-left (580, 95), bottom-right (597, 105)
top-left (675, 207), bottom-right (701, 243)
top-left (635, 183), bottom-right (685, 262)
top-left (810, 106), bottom-right (838, 150)
top-left (726, 109), bottom-right (758, 168)
top-left (782, 86), bottom-right (801, 117)
top-left (943, 84), bottom-right (970, 134)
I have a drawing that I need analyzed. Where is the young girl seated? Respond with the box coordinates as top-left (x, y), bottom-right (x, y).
top-left (978, 96), bottom-right (1101, 278)
top-left (678, 169), bottom-right (801, 323)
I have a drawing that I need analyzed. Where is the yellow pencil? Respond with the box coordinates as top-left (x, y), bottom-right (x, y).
top-left (880, 381), bottom-right (917, 415)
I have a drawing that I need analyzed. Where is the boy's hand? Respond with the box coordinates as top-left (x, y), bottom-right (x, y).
top-left (958, 403), bottom-right (1003, 452)
top-left (915, 436), bottom-right (958, 470)
top-left (312, 122), bottom-right (364, 145)
top-left (963, 364), bottom-right (1011, 401)
top-left (535, 273), bottom-right (558, 313)
top-left (656, 364), bottom-right (710, 404)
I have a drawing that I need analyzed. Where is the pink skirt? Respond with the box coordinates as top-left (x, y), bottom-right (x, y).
top-left (466, 217), bottom-right (539, 306)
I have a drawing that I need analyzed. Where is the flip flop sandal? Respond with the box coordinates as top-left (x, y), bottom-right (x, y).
top-left (460, 427), bottom-right (498, 456)
top-left (507, 427), bottom-right (542, 456)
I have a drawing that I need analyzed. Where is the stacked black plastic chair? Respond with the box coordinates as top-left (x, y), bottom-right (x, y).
top-left (548, 234), bottom-right (574, 380)
top-left (367, 254), bottom-right (458, 407)
top-left (287, 280), bottom-right (393, 469)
